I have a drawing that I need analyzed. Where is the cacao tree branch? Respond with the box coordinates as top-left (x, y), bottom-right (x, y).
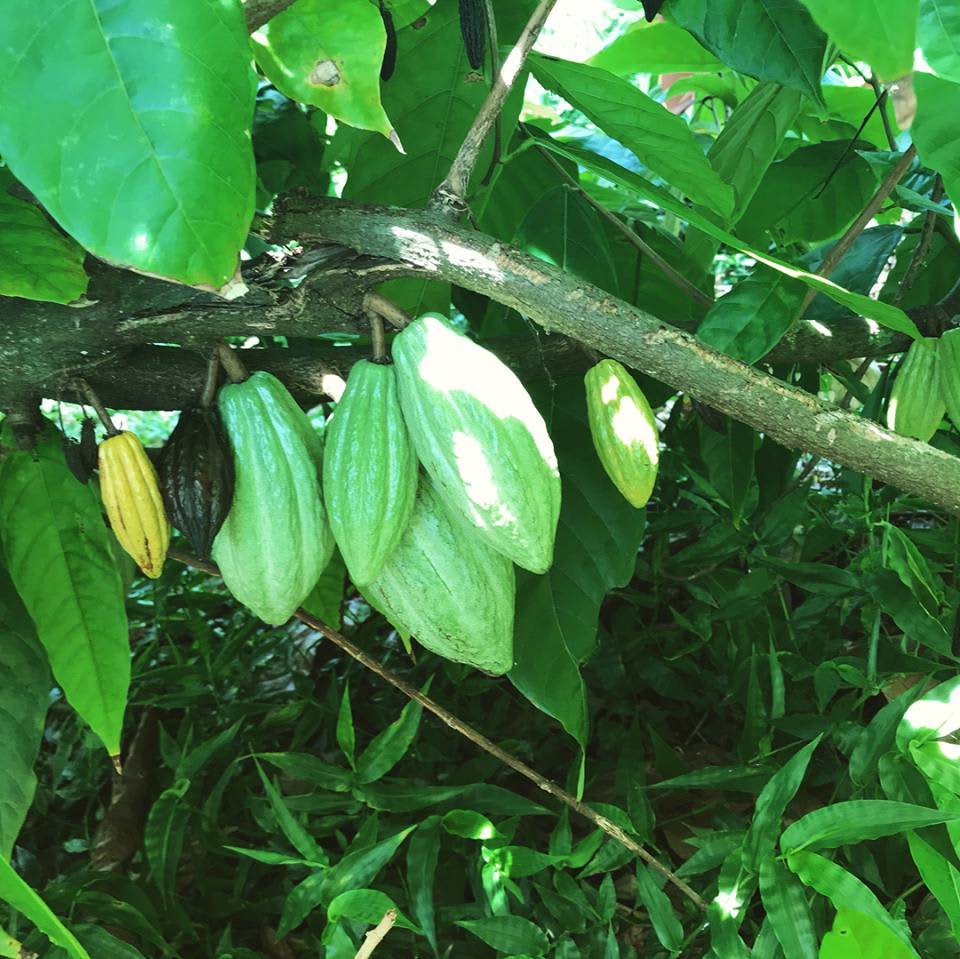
top-left (166, 547), bottom-right (708, 911)
top-left (244, 0), bottom-right (298, 32)
top-left (431, 0), bottom-right (559, 212)
top-left (275, 198), bottom-right (960, 516)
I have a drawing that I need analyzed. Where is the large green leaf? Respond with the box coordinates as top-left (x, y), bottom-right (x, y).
top-left (787, 851), bottom-right (917, 954)
top-left (326, 889), bottom-right (418, 930)
top-left (759, 857), bottom-right (818, 959)
top-left (253, 0), bottom-right (396, 140)
top-left (0, 858), bottom-right (90, 959)
top-left (510, 377), bottom-right (647, 751)
top-left (912, 73), bottom-right (960, 212)
top-left (918, 0), bottom-right (960, 82)
top-left (798, 0), bottom-right (918, 80)
top-left (455, 916), bottom-right (549, 955)
top-left (0, 433), bottom-right (129, 757)
top-left (0, 179), bottom-right (86, 304)
top-left (666, 0), bottom-right (828, 104)
top-left (589, 20), bottom-right (724, 74)
top-left (908, 831), bottom-right (960, 940)
top-left (780, 800), bottom-right (959, 853)
top-left (527, 53), bottom-right (734, 217)
top-left (0, 0), bottom-right (256, 289)
top-left (532, 134), bottom-right (922, 339)
top-left (819, 909), bottom-right (914, 959)
top-left (0, 566), bottom-right (49, 861)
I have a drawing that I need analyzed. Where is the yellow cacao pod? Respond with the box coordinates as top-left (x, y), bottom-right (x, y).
top-left (584, 359), bottom-right (659, 508)
top-left (98, 431), bottom-right (170, 579)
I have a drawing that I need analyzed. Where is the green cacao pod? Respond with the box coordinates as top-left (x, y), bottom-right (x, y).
top-left (212, 371), bottom-right (334, 625)
top-left (458, 0), bottom-right (485, 70)
top-left (886, 337), bottom-right (945, 442)
top-left (323, 360), bottom-right (417, 586)
top-left (364, 480), bottom-right (515, 674)
top-left (393, 314), bottom-right (561, 573)
top-left (938, 328), bottom-right (960, 429)
top-left (584, 359), bottom-right (659, 508)
top-left (158, 406), bottom-right (235, 560)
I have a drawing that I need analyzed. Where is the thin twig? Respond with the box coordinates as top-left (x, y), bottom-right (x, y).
top-left (353, 910), bottom-right (397, 959)
top-left (794, 144), bottom-right (917, 321)
top-left (812, 89), bottom-right (886, 199)
top-left (431, 0), bottom-right (559, 213)
top-left (363, 291), bottom-right (412, 330)
top-left (535, 142), bottom-right (713, 308)
top-left (868, 74), bottom-right (898, 150)
top-left (200, 350), bottom-right (221, 408)
top-left (368, 311), bottom-right (387, 363)
top-left (167, 547), bottom-right (708, 912)
top-left (216, 342), bottom-right (249, 384)
top-left (73, 378), bottom-right (119, 435)
top-left (895, 175), bottom-right (943, 305)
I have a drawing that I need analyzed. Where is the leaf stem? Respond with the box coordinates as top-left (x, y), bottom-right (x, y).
top-left (73, 378), bottom-right (119, 436)
top-left (216, 342), bottom-right (249, 384)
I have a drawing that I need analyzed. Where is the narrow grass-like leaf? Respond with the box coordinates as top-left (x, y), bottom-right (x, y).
top-left (456, 916), bottom-right (549, 955)
top-left (337, 681), bottom-right (356, 770)
top-left (406, 816), bottom-right (441, 954)
top-left (759, 857), bottom-right (817, 959)
top-left (356, 681), bottom-right (429, 783)
top-left (144, 778), bottom-right (190, 903)
top-left (255, 762), bottom-right (325, 863)
top-left (635, 864), bottom-right (683, 952)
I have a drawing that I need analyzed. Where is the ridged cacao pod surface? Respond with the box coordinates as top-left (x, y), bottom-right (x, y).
top-left (938, 328), bottom-right (960, 429)
top-left (212, 371), bottom-right (334, 625)
top-left (886, 337), bottom-right (945, 442)
top-left (322, 360), bottom-right (417, 586)
top-left (393, 314), bottom-right (561, 573)
top-left (458, 0), bottom-right (485, 69)
top-left (98, 431), bottom-right (170, 579)
top-left (364, 479), bottom-right (515, 674)
top-left (584, 359), bottom-right (659, 508)
top-left (159, 406), bottom-right (235, 560)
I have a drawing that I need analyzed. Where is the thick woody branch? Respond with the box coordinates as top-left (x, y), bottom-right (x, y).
top-left (244, 0), bottom-right (298, 32)
top-left (275, 198), bottom-right (960, 516)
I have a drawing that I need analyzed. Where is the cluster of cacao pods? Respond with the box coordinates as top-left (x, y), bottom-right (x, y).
top-left (886, 331), bottom-right (960, 442)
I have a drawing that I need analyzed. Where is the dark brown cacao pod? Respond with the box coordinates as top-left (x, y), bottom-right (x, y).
top-left (458, 0), bottom-right (485, 70)
top-left (158, 406), bottom-right (235, 560)
top-left (380, 0), bottom-right (397, 81)
top-left (63, 417), bottom-right (98, 484)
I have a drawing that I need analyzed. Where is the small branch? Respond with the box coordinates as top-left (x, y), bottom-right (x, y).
top-left (353, 910), bottom-right (397, 959)
top-left (895, 175), bottom-right (944, 305)
top-left (794, 144), bottom-right (917, 321)
top-left (535, 142), bottom-right (713, 309)
top-left (244, 0), bottom-right (297, 33)
top-left (368, 311), bottom-right (387, 363)
top-left (167, 547), bottom-right (708, 911)
top-left (869, 74), bottom-right (898, 150)
top-left (200, 349), bottom-right (221, 408)
top-left (216, 342), bottom-right (249, 384)
top-left (431, 0), bottom-right (559, 213)
top-left (362, 291), bottom-right (412, 330)
top-left (73, 378), bottom-right (119, 435)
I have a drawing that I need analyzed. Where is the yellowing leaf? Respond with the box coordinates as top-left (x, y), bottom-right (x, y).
top-left (253, 0), bottom-right (399, 145)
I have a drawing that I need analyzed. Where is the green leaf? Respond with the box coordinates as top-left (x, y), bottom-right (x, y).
top-left (743, 736), bottom-right (821, 871)
top-left (0, 0), bottom-right (255, 289)
top-left (223, 846), bottom-right (320, 867)
top-left (781, 799), bottom-right (958, 853)
top-left (337, 682), bottom-right (356, 770)
top-left (356, 682), bottom-right (428, 783)
top-left (326, 889), bottom-right (418, 931)
top-left (635, 864), bottom-right (684, 952)
top-left (0, 565), bottom-right (49, 860)
top-left (256, 751), bottom-right (354, 792)
top-left (698, 271), bottom-right (806, 364)
top-left (896, 675), bottom-right (960, 753)
top-left (798, 0), bottom-right (918, 80)
top-left (908, 831), bottom-right (960, 940)
top-left (589, 20), bottom-right (724, 74)
top-left (532, 134), bottom-right (922, 340)
top-left (666, 0), bottom-right (828, 104)
top-left (0, 433), bottom-right (129, 756)
top-left (864, 567), bottom-right (952, 657)
top-left (442, 809), bottom-right (497, 840)
top-left (0, 927), bottom-right (18, 959)
top-left (527, 53), bottom-right (734, 217)
top-left (0, 857), bottom-right (90, 959)
top-left (759, 857), bottom-right (818, 959)
top-left (300, 551), bottom-right (346, 630)
top-left (819, 909), bottom-right (914, 959)
top-left (510, 378), bottom-right (647, 752)
top-left (0, 184), bottom-right (86, 304)
top-left (787, 851), bottom-right (917, 954)
top-left (455, 916), bottom-right (549, 956)
top-left (255, 763), bottom-right (325, 863)
top-left (406, 817), bottom-right (441, 954)
top-left (913, 73), bottom-right (960, 213)
top-left (144, 778), bottom-right (190, 904)
top-left (253, 0), bottom-right (396, 140)
top-left (918, 0), bottom-right (960, 82)
top-left (489, 846), bottom-right (565, 879)
top-left (739, 141), bottom-right (878, 246)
